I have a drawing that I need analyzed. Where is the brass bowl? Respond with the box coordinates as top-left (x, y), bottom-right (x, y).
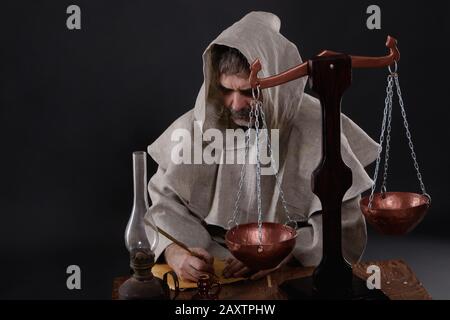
top-left (360, 192), bottom-right (430, 235)
top-left (225, 222), bottom-right (297, 271)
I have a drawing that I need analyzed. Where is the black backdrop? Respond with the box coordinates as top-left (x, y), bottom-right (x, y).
top-left (1, 0), bottom-right (449, 299)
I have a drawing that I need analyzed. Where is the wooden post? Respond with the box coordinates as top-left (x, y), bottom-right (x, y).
top-left (280, 54), bottom-right (388, 299)
top-left (309, 54), bottom-right (353, 295)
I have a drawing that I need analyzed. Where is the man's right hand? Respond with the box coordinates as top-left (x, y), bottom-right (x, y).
top-left (164, 243), bottom-right (214, 282)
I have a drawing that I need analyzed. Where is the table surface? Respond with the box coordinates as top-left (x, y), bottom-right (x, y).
top-left (112, 259), bottom-right (431, 300)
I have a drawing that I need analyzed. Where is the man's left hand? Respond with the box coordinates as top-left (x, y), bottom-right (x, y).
top-left (223, 253), bottom-right (293, 280)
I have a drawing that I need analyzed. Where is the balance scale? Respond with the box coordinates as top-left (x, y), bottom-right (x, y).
top-left (224, 36), bottom-right (431, 300)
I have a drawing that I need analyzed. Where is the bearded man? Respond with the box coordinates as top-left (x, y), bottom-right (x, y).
top-left (144, 11), bottom-right (378, 282)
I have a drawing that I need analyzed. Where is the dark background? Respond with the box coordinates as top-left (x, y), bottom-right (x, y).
top-left (1, 0), bottom-right (449, 299)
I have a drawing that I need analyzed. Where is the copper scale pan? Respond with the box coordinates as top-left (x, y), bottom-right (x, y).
top-left (360, 192), bottom-right (430, 235)
top-left (225, 222), bottom-right (297, 271)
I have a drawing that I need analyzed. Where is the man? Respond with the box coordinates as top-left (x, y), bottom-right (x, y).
top-left (145, 12), bottom-right (378, 282)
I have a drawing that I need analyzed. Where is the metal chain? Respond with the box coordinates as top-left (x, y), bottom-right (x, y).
top-left (393, 74), bottom-right (429, 199)
top-left (368, 73), bottom-right (393, 209)
top-left (369, 65), bottom-right (431, 208)
top-left (254, 102), bottom-right (263, 245)
top-left (229, 85), bottom-right (307, 241)
top-left (380, 75), bottom-right (394, 195)
top-left (228, 105), bottom-right (255, 229)
top-left (259, 103), bottom-right (303, 229)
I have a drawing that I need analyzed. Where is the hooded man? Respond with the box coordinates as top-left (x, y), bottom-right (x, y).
top-left (144, 11), bottom-right (379, 282)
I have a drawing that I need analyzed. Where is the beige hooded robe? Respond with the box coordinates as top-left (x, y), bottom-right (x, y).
top-left (144, 11), bottom-right (379, 267)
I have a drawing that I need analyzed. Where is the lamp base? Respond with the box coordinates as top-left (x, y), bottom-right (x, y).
top-left (280, 275), bottom-right (389, 300)
top-left (118, 276), bottom-right (168, 300)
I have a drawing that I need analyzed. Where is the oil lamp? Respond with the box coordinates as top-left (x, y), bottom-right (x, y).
top-left (118, 151), bottom-right (168, 300)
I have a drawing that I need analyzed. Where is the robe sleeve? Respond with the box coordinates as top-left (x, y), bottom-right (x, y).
top-left (144, 166), bottom-right (215, 261)
top-left (292, 194), bottom-right (367, 266)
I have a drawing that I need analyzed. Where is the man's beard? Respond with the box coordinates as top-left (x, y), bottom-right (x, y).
top-left (219, 105), bottom-right (261, 129)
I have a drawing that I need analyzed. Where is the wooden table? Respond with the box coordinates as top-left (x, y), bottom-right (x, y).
top-left (112, 259), bottom-right (431, 300)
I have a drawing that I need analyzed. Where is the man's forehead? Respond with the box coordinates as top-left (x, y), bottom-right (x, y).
top-left (219, 73), bottom-right (251, 90)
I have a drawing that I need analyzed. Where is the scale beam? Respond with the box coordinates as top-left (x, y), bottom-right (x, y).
top-left (249, 36), bottom-right (400, 89)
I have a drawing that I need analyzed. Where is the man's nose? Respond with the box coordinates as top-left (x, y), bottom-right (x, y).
top-left (230, 92), bottom-right (248, 111)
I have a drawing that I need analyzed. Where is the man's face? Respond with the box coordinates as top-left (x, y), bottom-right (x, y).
top-left (218, 73), bottom-right (254, 127)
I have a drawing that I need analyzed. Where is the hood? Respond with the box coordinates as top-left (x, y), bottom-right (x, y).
top-left (194, 11), bottom-right (307, 135)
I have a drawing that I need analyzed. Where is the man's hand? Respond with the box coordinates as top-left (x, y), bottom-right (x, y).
top-left (164, 243), bottom-right (214, 282)
top-left (222, 257), bottom-right (252, 278)
top-left (223, 253), bottom-right (293, 280)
